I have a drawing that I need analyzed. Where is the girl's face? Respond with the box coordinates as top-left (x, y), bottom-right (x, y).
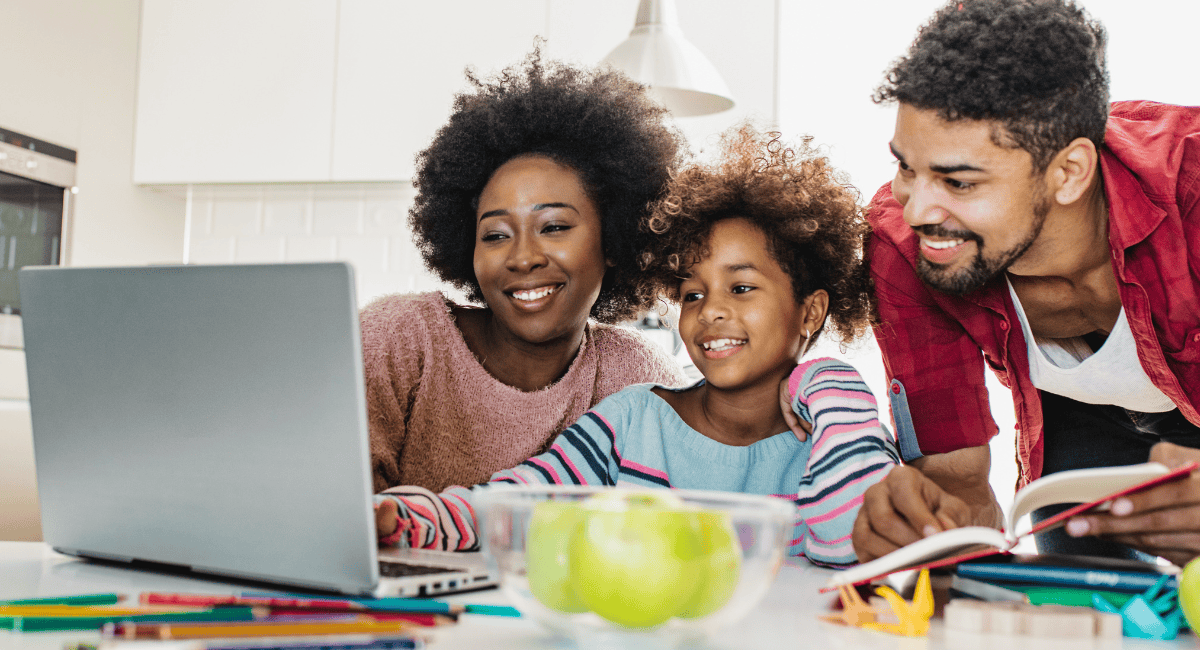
top-left (677, 218), bottom-right (825, 392)
top-left (473, 155), bottom-right (608, 345)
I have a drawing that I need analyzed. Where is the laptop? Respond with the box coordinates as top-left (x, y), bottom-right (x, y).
top-left (19, 262), bottom-right (496, 598)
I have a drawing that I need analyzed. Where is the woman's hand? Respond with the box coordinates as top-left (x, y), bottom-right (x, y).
top-left (779, 375), bottom-right (813, 442)
top-left (375, 498), bottom-right (400, 538)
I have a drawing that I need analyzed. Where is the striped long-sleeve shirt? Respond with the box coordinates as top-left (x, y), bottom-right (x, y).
top-left (377, 356), bottom-right (899, 566)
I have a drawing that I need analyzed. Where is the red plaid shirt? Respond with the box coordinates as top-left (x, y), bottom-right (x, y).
top-left (867, 101), bottom-right (1200, 487)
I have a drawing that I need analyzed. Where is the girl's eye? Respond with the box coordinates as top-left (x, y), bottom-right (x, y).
top-left (682, 291), bottom-right (703, 302)
top-left (731, 285), bottom-right (754, 294)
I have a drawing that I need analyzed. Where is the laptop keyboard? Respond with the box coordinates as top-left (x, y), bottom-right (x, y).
top-left (378, 560), bottom-right (461, 578)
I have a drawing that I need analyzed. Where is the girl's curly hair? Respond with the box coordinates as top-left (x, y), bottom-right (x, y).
top-left (408, 45), bottom-right (685, 323)
top-left (640, 126), bottom-right (874, 345)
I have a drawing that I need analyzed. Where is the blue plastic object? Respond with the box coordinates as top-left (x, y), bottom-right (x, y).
top-left (1092, 575), bottom-right (1183, 640)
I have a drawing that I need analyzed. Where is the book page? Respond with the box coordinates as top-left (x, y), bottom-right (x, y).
top-left (825, 526), bottom-right (1009, 588)
top-left (1008, 462), bottom-right (1170, 532)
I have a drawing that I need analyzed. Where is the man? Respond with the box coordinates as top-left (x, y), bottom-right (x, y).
top-left (856, 0), bottom-right (1200, 566)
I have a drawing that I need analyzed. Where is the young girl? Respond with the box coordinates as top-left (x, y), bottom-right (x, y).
top-left (375, 127), bottom-right (898, 566)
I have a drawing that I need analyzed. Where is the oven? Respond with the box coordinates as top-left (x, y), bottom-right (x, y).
top-left (0, 126), bottom-right (76, 348)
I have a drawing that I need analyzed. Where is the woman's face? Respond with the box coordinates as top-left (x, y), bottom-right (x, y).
top-left (473, 155), bottom-right (608, 345)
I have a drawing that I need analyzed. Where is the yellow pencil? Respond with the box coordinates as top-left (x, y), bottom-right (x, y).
top-left (0, 605), bottom-right (214, 617)
top-left (110, 616), bottom-right (416, 640)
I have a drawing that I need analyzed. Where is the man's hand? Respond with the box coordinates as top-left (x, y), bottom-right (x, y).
top-left (779, 376), bottom-right (812, 442)
top-left (852, 445), bottom-right (1003, 562)
top-left (1065, 442), bottom-right (1200, 567)
top-left (853, 465), bottom-right (972, 562)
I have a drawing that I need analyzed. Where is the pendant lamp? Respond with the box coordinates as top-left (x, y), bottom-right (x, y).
top-left (601, 0), bottom-right (735, 117)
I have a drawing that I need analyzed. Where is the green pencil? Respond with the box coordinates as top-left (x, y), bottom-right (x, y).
top-left (1, 605), bottom-right (258, 633)
top-left (0, 594), bottom-right (121, 607)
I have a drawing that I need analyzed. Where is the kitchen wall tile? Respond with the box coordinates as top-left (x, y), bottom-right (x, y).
top-left (234, 236), bottom-right (286, 263)
top-left (388, 233), bottom-right (427, 276)
top-left (338, 236), bottom-right (388, 273)
top-left (313, 198), bottom-right (362, 235)
top-left (285, 236), bottom-right (338, 262)
top-left (186, 183), bottom-right (456, 307)
top-left (211, 199), bottom-right (262, 236)
top-left (363, 198), bottom-right (408, 236)
top-left (190, 237), bottom-right (236, 264)
top-left (263, 199), bottom-right (309, 235)
top-left (188, 197), bottom-right (214, 237)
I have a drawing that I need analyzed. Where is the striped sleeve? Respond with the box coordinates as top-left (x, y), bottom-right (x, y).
top-left (375, 400), bottom-right (625, 550)
top-left (788, 357), bottom-right (899, 567)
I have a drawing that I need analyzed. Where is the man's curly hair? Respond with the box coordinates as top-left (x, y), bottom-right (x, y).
top-left (408, 46), bottom-right (684, 323)
top-left (640, 126), bottom-right (873, 345)
top-left (875, 0), bottom-right (1109, 173)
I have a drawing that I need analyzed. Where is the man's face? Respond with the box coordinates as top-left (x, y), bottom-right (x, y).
top-left (889, 104), bottom-right (1052, 295)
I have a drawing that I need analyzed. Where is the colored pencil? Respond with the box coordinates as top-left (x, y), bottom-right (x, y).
top-left (267, 608), bottom-right (453, 627)
top-left (73, 635), bottom-right (424, 650)
top-left (147, 592), bottom-right (467, 615)
top-left (0, 593), bottom-right (122, 606)
top-left (2, 606), bottom-right (258, 633)
top-left (462, 604), bottom-right (521, 618)
top-left (106, 616), bottom-right (416, 640)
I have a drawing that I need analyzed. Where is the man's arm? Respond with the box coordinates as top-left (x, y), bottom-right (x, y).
top-left (852, 445), bottom-right (1003, 562)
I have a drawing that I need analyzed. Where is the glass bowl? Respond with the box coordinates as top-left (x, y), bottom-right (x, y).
top-left (474, 485), bottom-right (798, 650)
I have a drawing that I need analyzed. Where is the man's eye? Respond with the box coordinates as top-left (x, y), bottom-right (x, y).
top-left (946, 178), bottom-right (975, 190)
top-left (732, 285), bottom-right (754, 294)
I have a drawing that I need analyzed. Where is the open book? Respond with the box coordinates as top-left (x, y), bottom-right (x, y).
top-left (825, 460), bottom-right (1198, 589)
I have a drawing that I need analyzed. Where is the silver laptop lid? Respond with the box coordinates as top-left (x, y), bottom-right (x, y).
top-left (19, 263), bottom-right (380, 595)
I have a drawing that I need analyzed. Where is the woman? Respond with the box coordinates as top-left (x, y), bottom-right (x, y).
top-left (363, 49), bottom-right (687, 493)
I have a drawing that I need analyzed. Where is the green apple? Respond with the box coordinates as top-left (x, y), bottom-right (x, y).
top-left (1180, 556), bottom-right (1200, 630)
top-left (677, 510), bottom-right (741, 619)
top-left (526, 501), bottom-right (590, 613)
top-left (569, 491), bottom-right (705, 629)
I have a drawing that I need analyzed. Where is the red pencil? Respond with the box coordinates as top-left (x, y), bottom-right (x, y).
top-left (141, 593), bottom-right (362, 610)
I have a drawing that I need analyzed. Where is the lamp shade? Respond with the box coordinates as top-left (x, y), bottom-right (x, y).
top-left (601, 0), bottom-right (735, 117)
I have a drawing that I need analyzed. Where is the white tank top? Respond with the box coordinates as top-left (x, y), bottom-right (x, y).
top-left (1006, 278), bottom-right (1176, 413)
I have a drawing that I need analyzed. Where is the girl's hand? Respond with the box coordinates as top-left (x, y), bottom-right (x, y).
top-left (375, 498), bottom-right (400, 538)
top-left (779, 376), bottom-right (813, 442)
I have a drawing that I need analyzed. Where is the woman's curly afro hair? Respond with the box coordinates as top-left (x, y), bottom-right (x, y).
top-left (875, 0), bottom-right (1109, 173)
top-left (408, 45), bottom-right (684, 324)
top-left (640, 126), bottom-right (873, 345)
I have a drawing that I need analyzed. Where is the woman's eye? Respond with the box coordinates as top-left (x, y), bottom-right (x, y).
top-left (542, 223), bottom-right (570, 234)
top-left (731, 285), bottom-right (754, 294)
top-left (480, 232), bottom-right (507, 242)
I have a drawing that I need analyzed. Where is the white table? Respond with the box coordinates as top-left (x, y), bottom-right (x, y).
top-left (0, 542), bottom-right (1188, 649)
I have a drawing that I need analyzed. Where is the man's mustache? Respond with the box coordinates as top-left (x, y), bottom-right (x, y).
top-left (912, 224), bottom-right (982, 245)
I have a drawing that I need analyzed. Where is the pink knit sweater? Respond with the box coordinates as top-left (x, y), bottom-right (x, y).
top-left (361, 292), bottom-right (687, 493)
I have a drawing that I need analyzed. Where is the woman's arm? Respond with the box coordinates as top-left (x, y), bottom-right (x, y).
top-left (789, 358), bottom-right (899, 566)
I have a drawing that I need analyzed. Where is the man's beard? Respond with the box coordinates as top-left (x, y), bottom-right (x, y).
top-left (915, 190), bottom-right (1051, 296)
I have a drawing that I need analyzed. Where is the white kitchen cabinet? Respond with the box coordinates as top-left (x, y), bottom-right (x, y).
top-left (134, 0), bottom-right (339, 184)
top-left (331, 0), bottom-right (548, 181)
